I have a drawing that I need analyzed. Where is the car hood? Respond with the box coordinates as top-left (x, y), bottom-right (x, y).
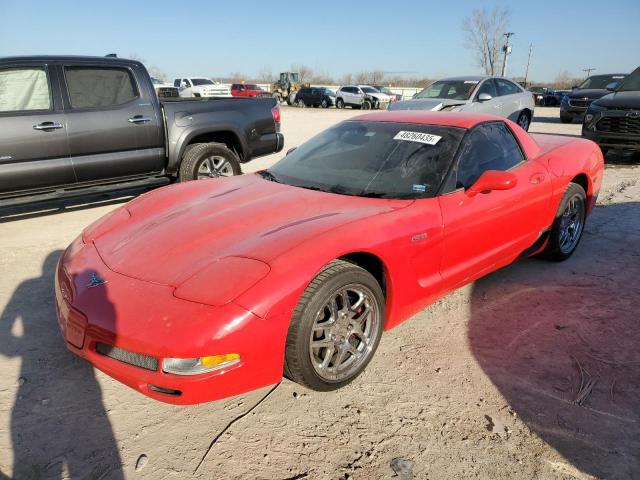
top-left (388, 98), bottom-right (467, 111)
top-left (367, 92), bottom-right (391, 100)
top-left (567, 88), bottom-right (610, 100)
top-left (591, 91), bottom-right (640, 109)
top-left (89, 175), bottom-right (410, 286)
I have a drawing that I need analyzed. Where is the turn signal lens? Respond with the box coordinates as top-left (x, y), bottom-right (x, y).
top-left (162, 354), bottom-right (240, 375)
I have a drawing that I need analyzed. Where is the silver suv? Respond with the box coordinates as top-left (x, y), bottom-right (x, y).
top-left (335, 85), bottom-right (392, 110)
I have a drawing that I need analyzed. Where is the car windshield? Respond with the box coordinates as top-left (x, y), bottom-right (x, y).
top-left (265, 121), bottom-right (465, 199)
top-left (578, 75), bottom-right (626, 89)
top-left (414, 80), bottom-right (479, 100)
top-left (289, 73), bottom-right (300, 82)
top-left (617, 67), bottom-right (640, 92)
top-left (360, 86), bottom-right (378, 93)
top-left (192, 78), bottom-right (214, 86)
top-left (246, 84), bottom-right (261, 90)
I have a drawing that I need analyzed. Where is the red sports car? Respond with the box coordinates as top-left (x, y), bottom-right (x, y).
top-left (55, 111), bottom-right (604, 405)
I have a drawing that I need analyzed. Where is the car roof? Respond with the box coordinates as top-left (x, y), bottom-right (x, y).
top-left (349, 111), bottom-right (506, 129)
top-left (1, 55), bottom-right (142, 66)
top-left (438, 75), bottom-right (490, 82)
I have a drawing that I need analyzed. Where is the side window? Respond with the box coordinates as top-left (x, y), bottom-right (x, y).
top-left (476, 79), bottom-right (497, 98)
top-left (174, 79), bottom-right (180, 87)
top-left (0, 67), bottom-right (52, 113)
top-left (183, 79), bottom-right (192, 88)
top-left (495, 79), bottom-right (521, 96)
top-left (454, 122), bottom-right (524, 189)
top-left (64, 66), bottom-right (138, 109)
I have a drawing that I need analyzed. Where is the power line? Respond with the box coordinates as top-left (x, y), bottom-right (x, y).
top-left (583, 67), bottom-right (596, 77)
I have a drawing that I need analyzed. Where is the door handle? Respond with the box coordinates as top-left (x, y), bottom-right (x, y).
top-left (128, 116), bottom-right (151, 124)
top-left (529, 173), bottom-right (546, 184)
top-left (33, 122), bottom-right (63, 131)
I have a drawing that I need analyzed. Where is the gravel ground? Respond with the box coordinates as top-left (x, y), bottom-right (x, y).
top-left (0, 107), bottom-right (638, 480)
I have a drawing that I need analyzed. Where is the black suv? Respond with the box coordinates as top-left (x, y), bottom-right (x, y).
top-left (560, 73), bottom-right (627, 123)
top-left (295, 87), bottom-right (336, 108)
top-left (582, 66), bottom-right (640, 154)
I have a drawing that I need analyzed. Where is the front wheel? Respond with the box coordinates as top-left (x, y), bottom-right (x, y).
top-left (321, 99), bottom-right (329, 108)
top-left (297, 98), bottom-right (306, 108)
top-left (516, 111), bottom-right (531, 131)
top-left (542, 183), bottom-right (587, 261)
top-left (284, 260), bottom-right (385, 391)
top-left (179, 143), bottom-right (241, 181)
top-left (336, 98), bottom-right (344, 109)
top-left (560, 113), bottom-right (573, 123)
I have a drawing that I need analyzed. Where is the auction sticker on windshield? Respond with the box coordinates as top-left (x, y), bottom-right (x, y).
top-left (393, 131), bottom-right (442, 145)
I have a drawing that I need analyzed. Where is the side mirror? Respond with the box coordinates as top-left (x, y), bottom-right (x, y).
top-left (477, 93), bottom-right (492, 102)
top-left (466, 170), bottom-right (518, 197)
top-left (286, 147), bottom-right (297, 155)
top-left (606, 81), bottom-right (619, 91)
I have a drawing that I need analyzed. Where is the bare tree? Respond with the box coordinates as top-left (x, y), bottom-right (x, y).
top-left (462, 8), bottom-right (510, 75)
top-left (291, 64), bottom-right (314, 83)
top-left (257, 66), bottom-right (273, 83)
top-left (128, 53), bottom-right (168, 81)
top-left (552, 70), bottom-right (581, 90)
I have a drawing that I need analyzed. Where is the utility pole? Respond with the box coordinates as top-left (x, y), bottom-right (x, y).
top-left (501, 32), bottom-right (515, 77)
top-left (523, 44), bottom-right (533, 88)
top-left (583, 67), bottom-right (596, 77)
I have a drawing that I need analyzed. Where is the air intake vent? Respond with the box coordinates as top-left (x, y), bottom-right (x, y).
top-left (96, 343), bottom-right (158, 371)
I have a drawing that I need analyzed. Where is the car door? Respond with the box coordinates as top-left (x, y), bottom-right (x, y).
top-left (495, 78), bottom-right (521, 121)
top-left (438, 121), bottom-right (551, 289)
top-left (0, 63), bottom-right (75, 195)
top-left (62, 63), bottom-right (164, 182)
top-left (467, 79), bottom-right (501, 115)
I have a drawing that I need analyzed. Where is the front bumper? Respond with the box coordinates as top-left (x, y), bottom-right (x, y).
top-left (582, 110), bottom-right (640, 151)
top-left (55, 237), bottom-right (282, 404)
top-left (582, 128), bottom-right (640, 150)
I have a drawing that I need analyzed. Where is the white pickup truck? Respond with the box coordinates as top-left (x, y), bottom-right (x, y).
top-left (173, 77), bottom-right (231, 98)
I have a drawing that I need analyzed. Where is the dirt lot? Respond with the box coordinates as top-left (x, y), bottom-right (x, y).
top-left (0, 107), bottom-right (638, 480)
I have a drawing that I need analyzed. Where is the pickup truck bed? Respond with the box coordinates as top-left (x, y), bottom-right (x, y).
top-left (0, 55), bottom-right (283, 207)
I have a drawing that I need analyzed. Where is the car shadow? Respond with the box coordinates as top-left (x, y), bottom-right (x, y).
top-left (0, 251), bottom-right (124, 479)
top-left (468, 202), bottom-right (640, 479)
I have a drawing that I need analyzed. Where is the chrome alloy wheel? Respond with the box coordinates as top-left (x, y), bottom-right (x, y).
top-left (309, 284), bottom-right (381, 382)
top-left (197, 155), bottom-right (234, 178)
top-left (558, 194), bottom-right (585, 254)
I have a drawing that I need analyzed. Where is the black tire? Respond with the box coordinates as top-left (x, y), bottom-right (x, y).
top-left (600, 147), bottom-right (609, 157)
top-left (297, 98), bottom-right (306, 108)
top-left (560, 113), bottom-right (573, 123)
top-left (516, 110), bottom-right (531, 131)
top-left (362, 101), bottom-right (371, 110)
top-left (178, 143), bottom-right (241, 181)
top-left (321, 99), bottom-right (329, 108)
top-left (542, 183), bottom-right (587, 261)
top-left (284, 259), bottom-right (385, 391)
top-left (336, 98), bottom-right (344, 109)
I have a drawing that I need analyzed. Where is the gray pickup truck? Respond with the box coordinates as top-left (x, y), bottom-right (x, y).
top-left (0, 55), bottom-right (284, 206)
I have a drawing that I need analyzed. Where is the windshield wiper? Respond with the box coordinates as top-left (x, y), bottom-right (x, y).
top-left (258, 170), bottom-right (282, 183)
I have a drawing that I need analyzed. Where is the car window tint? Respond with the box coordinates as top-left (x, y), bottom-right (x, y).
top-left (0, 67), bottom-right (52, 112)
top-left (174, 79), bottom-right (180, 87)
top-left (455, 122), bottom-right (524, 189)
top-left (65, 67), bottom-right (138, 109)
top-left (184, 79), bottom-right (192, 87)
top-left (476, 79), bottom-right (497, 98)
top-left (495, 79), bottom-right (521, 96)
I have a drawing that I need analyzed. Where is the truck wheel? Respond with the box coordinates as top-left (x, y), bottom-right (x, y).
top-left (179, 143), bottom-right (241, 181)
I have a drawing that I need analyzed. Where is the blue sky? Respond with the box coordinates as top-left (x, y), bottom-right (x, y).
top-left (1, 0), bottom-right (638, 82)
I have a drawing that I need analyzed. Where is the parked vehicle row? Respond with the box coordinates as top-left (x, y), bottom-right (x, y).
top-left (560, 73), bottom-right (627, 123)
top-left (389, 75), bottom-right (535, 131)
top-left (0, 55), bottom-right (283, 206)
top-left (582, 66), bottom-right (640, 153)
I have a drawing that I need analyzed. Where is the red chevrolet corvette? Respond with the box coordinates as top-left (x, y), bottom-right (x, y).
top-left (55, 111), bottom-right (603, 404)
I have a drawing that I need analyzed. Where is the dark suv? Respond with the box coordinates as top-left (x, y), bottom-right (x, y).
top-left (582, 66), bottom-right (640, 154)
top-left (295, 87), bottom-right (336, 108)
top-left (560, 73), bottom-right (627, 123)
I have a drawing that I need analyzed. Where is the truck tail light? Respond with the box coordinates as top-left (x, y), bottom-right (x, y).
top-left (271, 104), bottom-right (281, 132)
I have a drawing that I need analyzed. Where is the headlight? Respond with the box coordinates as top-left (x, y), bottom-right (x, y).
top-left (584, 113), bottom-right (594, 123)
top-left (162, 354), bottom-right (240, 375)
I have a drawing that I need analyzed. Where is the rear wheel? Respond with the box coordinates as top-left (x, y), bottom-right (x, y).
top-left (179, 143), bottom-right (241, 181)
top-left (284, 260), bottom-right (385, 391)
top-left (516, 110), bottom-right (531, 131)
top-left (542, 183), bottom-right (587, 261)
